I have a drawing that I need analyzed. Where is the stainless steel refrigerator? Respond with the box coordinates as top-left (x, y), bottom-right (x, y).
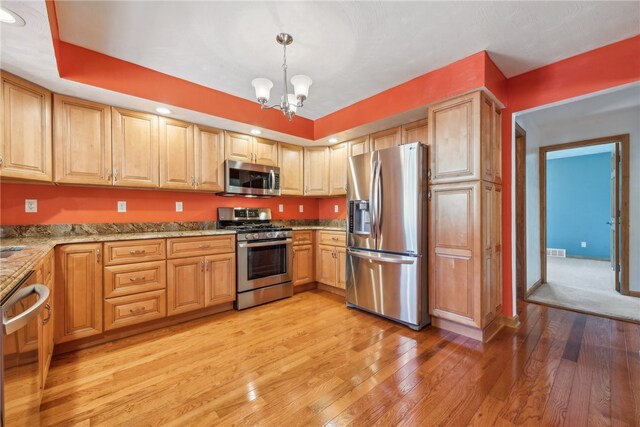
top-left (346, 142), bottom-right (430, 330)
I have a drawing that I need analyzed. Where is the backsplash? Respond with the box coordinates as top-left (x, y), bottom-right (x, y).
top-left (1, 219), bottom-right (347, 239)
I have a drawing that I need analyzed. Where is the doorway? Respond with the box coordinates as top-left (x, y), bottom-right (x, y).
top-left (528, 135), bottom-right (638, 321)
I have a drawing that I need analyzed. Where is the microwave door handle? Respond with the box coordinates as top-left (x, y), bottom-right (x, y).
top-left (3, 284), bottom-right (50, 335)
top-left (269, 170), bottom-right (275, 191)
top-left (238, 238), bottom-right (293, 249)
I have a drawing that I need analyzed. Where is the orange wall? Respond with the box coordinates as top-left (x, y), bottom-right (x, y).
top-left (0, 184), bottom-right (320, 225)
top-left (318, 196), bottom-right (347, 220)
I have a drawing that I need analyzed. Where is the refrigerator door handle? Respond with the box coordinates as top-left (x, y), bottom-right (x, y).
top-left (369, 160), bottom-right (378, 240)
top-left (347, 249), bottom-right (416, 265)
top-left (375, 161), bottom-right (383, 241)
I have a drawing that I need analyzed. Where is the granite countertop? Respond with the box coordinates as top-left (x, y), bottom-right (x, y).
top-left (290, 226), bottom-right (346, 231)
top-left (0, 229), bottom-right (236, 302)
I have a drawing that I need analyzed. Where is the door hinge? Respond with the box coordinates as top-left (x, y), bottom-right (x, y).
top-left (616, 264), bottom-right (621, 272)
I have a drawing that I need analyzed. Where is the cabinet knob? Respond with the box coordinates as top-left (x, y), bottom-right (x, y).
top-left (201, 259), bottom-right (205, 272)
top-left (191, 176), bottom-right (195, 186)
top-left (96, 249), bottom-right (102, 263)
top-left (113, 168), bottom-right (119, 181)
top-left (0, 155), bottom-right (4, 166)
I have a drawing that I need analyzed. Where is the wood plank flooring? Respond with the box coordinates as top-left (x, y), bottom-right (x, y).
top-left (39, 290), bottom-right (640, 426)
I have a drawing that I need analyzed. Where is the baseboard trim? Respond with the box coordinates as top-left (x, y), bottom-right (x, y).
top-left (432, 317), bottom-right (504, 343)
top-left (526, 279), bottom-right (543, 297)
top-left (54, 303), bottom-right (234, 355)
top-left (293, 282), bottom-right (317, 294)
top-left (629, 290), bottom-right (640, 298)
top-left (317, 283), bottom-right (345, 297)
top-left (501, 314), bottom-right (520, 329)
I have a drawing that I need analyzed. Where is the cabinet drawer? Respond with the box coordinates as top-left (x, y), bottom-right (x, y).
top-left (104, 290), bottom-right (166, 331)
top-left (167, 235), bottom-right (235, 259)
top-left (104, 239), bottom-right (166, 265)
top-left (318, 231), bottom-right (346, 247)
top-left (104, 261), bottom-right (167, 298)
top-left (293, 230), bottom-right (313, 246)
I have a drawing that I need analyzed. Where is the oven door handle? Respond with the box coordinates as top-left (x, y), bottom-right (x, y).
top-left (3, 284), bottom-right (50, 335)
top-left (238, 239), bottom-right (293, 249)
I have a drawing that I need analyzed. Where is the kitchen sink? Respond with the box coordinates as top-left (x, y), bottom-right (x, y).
top-left (0, 246), bottom-right (26, 259)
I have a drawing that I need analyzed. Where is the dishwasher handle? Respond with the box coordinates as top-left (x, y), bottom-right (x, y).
top-left (3, 284), bottom-right (50, 335)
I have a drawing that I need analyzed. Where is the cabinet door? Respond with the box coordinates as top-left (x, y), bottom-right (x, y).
top-left (195, 125), bottom-right (224, 192)
top-left (348, 136), bottom-right (370, 157)
top-left (0, 72), bottom-right (52, 182)
top-left (292, 244), bottom-right (314, 286)
top-left (253, 137), bottom-right (278, 166)
top-left (278, 142), bottom-right (304, 195)
top-left (53, 95), bottom-right (112, 185)
top-left (429, 181), bottom-right (481, 328)
top-left (159, 117), bottom-right (194, 190)
top-left (40, 253), bottom-right (54, 388)
top-left (481, 95), bottom-right (494, 183)
top-left (336, 247), bottom-right (347, 290)
top-left (492, 185), bottom-right (502, 318)
top-left (304, 146), bottom-right (330, 196)
top-left (428, 92), bottom-right (481, 184)
top-left (481, 182), bottom-right (495, 326)
top-left (329, 142), bottom-right (348, 195)
top-left (55, 243), bottom-right (103, 343)
top-left (370, 127), bottom-right (401, 151)
top-left (204, 253), bottom-right (236, 306)
top-left (493, 106), bottom-right (502, 184)
top-left (316, 245), bottom-right (336, 286)
top-left (401, 118), bottom-right (428, 145)
top-left (224, 131), bottom-right (253, 163)
top-left (112, 108), bottom-right (159, 188)
top-left (167, 256), bottom-right (205, 315)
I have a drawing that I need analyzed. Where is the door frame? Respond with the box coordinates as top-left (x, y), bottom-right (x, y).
top-left (514, 123), bottom-right (527, 300)
top-left (539, 134), bottom-right (630, 295)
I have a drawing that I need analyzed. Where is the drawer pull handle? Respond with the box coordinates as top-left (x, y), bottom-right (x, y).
top-left (331, 237), bottom-right (339, 241)
top-left (129, 249), bottom-right (146, 255)
top-left (198, 244), bottom-right (211, 249)
top-left (129, 276), bottom-right (146, 282)
top-left (129, 307), bottom-right (145, 314)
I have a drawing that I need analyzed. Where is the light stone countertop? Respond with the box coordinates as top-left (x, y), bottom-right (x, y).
top-left (0, 229), bottom-right (236, 302)
top-left (290, 226), bottom-right (346, 232)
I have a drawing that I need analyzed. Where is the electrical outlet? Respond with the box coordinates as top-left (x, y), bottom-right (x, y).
top-left (176, 201), bottom-right (183, 212)
top-left (25, 199), bottom-right (37, 213)
top-left (117, 201), bottom-right (127, 213)
top-left (279, 204), bottom-right (284, 213)
top-left (334, 204), bottom-right (339, 213)
top-left (299, 205), bottom-right (304, 213)
top-left (581, 242), bottom-right (587, 248)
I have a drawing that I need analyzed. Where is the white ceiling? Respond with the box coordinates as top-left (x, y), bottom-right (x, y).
top-left (52, 0), bottom-right (640, 120)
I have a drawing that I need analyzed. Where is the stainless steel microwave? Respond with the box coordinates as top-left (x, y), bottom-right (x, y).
top-left (224, 160), bottom-right (281, 197)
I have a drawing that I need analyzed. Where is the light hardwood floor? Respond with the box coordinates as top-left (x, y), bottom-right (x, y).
top-left (40, 290), bottom-right (640, 426)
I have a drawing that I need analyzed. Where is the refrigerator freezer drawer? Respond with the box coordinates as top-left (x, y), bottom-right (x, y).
top-left (346, 249), bottom-right (428, 329)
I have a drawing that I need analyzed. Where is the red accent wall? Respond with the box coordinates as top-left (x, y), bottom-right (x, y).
top-left (318, 197), bottom-right (347, 220)
top-left (0, 184), bottom-right (319, 225)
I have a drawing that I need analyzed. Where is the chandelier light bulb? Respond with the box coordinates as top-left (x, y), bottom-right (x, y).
top-left (252, 78), bottom-right (273, 103)
top-left (291, 75), bottom-right (312, 101)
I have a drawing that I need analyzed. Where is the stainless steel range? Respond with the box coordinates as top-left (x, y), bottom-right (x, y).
top-left (218, 207), bottom-right (293, 310)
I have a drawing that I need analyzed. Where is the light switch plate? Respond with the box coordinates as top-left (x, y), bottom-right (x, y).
top-left (279, 204), bottom-right (284, 213)
top-left (299, 205), bottom-right (304, 213)
top-left (581, 242), bottom-right (587, 248)
top-left (334, 204), bottom-right (339, 213)
top-left (176, 201), bottom-right (183, 212)
top-left (25, 199), bottom-right (37, 213)
top-left (117, 201), bottom-right (127, 213)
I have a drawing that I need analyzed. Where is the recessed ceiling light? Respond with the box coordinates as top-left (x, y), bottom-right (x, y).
top-left (0, 6), bottom-right (26, 26)
top-left (155, 107), bottom-right (171, 115)
top-left (250, 129), bottom-right (262, 135)
top-left (328, 137), bottom-right (338, 144)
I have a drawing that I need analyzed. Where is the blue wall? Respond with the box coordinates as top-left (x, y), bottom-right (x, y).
top-left (546, 152), bottom-right (612, 259)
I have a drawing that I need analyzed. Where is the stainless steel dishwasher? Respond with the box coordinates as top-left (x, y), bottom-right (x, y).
top-left (1, 271), bottom-right (51, 427)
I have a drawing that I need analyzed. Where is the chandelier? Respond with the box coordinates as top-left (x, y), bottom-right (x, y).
top-left (251, 33), bottom-right (312, 121)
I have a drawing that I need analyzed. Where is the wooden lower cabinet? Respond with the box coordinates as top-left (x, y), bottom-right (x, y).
top-left (316, 245), bottom-right (337, 286)
top-left (315, 231), bottom-right (346, 290)
top-left (429, 180), bottom-right (502, 340)
top-left (39, 250), bottom-right (55, 388)
top-left (54, 243), bottom-right (103, 344)
top-left (204, 253), bottom-right (236, 306)
top-left (104, 290), bottom-right (167, 331)
top-left (292, 244), bottom-right (314, 287)
top-left (336, 247), bottom-right (347, 290)
top-left (167, 256), bottom-right (205, 315)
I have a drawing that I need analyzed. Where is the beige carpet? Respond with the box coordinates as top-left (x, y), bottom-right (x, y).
top-left (528, 256), bottom-right (640, 322)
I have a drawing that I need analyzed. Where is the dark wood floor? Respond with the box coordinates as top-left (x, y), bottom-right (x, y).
top-left (40, 290), bottom-right (640, 426)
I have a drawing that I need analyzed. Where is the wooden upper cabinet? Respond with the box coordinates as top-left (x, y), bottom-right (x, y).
top-left (348, 136), bottom-right (370, 157)
top-left (195, 125), bottom-right (224, 192)
top-left (329, 142), bottom-right (348, 195)
top-left (0, 71), bottom-right (52, 182)
top-left (428, 92), bottom-right (481, 184)
top-left (481, 95), bottom-right (494, 183)
top-left (159, 117), bottom-right (194, 190)
top-left (55, 243), bottom-right (103, 344)
top-left (370, 127), bottom-right (401, 151)
top-left (253, 137), bottom-right (278, 166)
top-left (112, 107), bottom-right (159, 188)
top-left (53, 95), bottom-right (112, 186)
top-left (304, 146), bottom-right (330, 196)
top-left (401, 118), bottom-right (428, 145)
top-left (493, 106), bottom-right (502, 184)
top-left (224, 131), bottom-right (253, 163)
top-left (278, 142), bottom-right (304, 195)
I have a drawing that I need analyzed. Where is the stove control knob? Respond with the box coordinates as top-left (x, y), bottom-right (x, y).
top-left (244, 234), bottom-right (253, 240)
top-left (266, 232), bottom-right (274, 238)
top-left (253, 233), bottom-right (261, 240)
